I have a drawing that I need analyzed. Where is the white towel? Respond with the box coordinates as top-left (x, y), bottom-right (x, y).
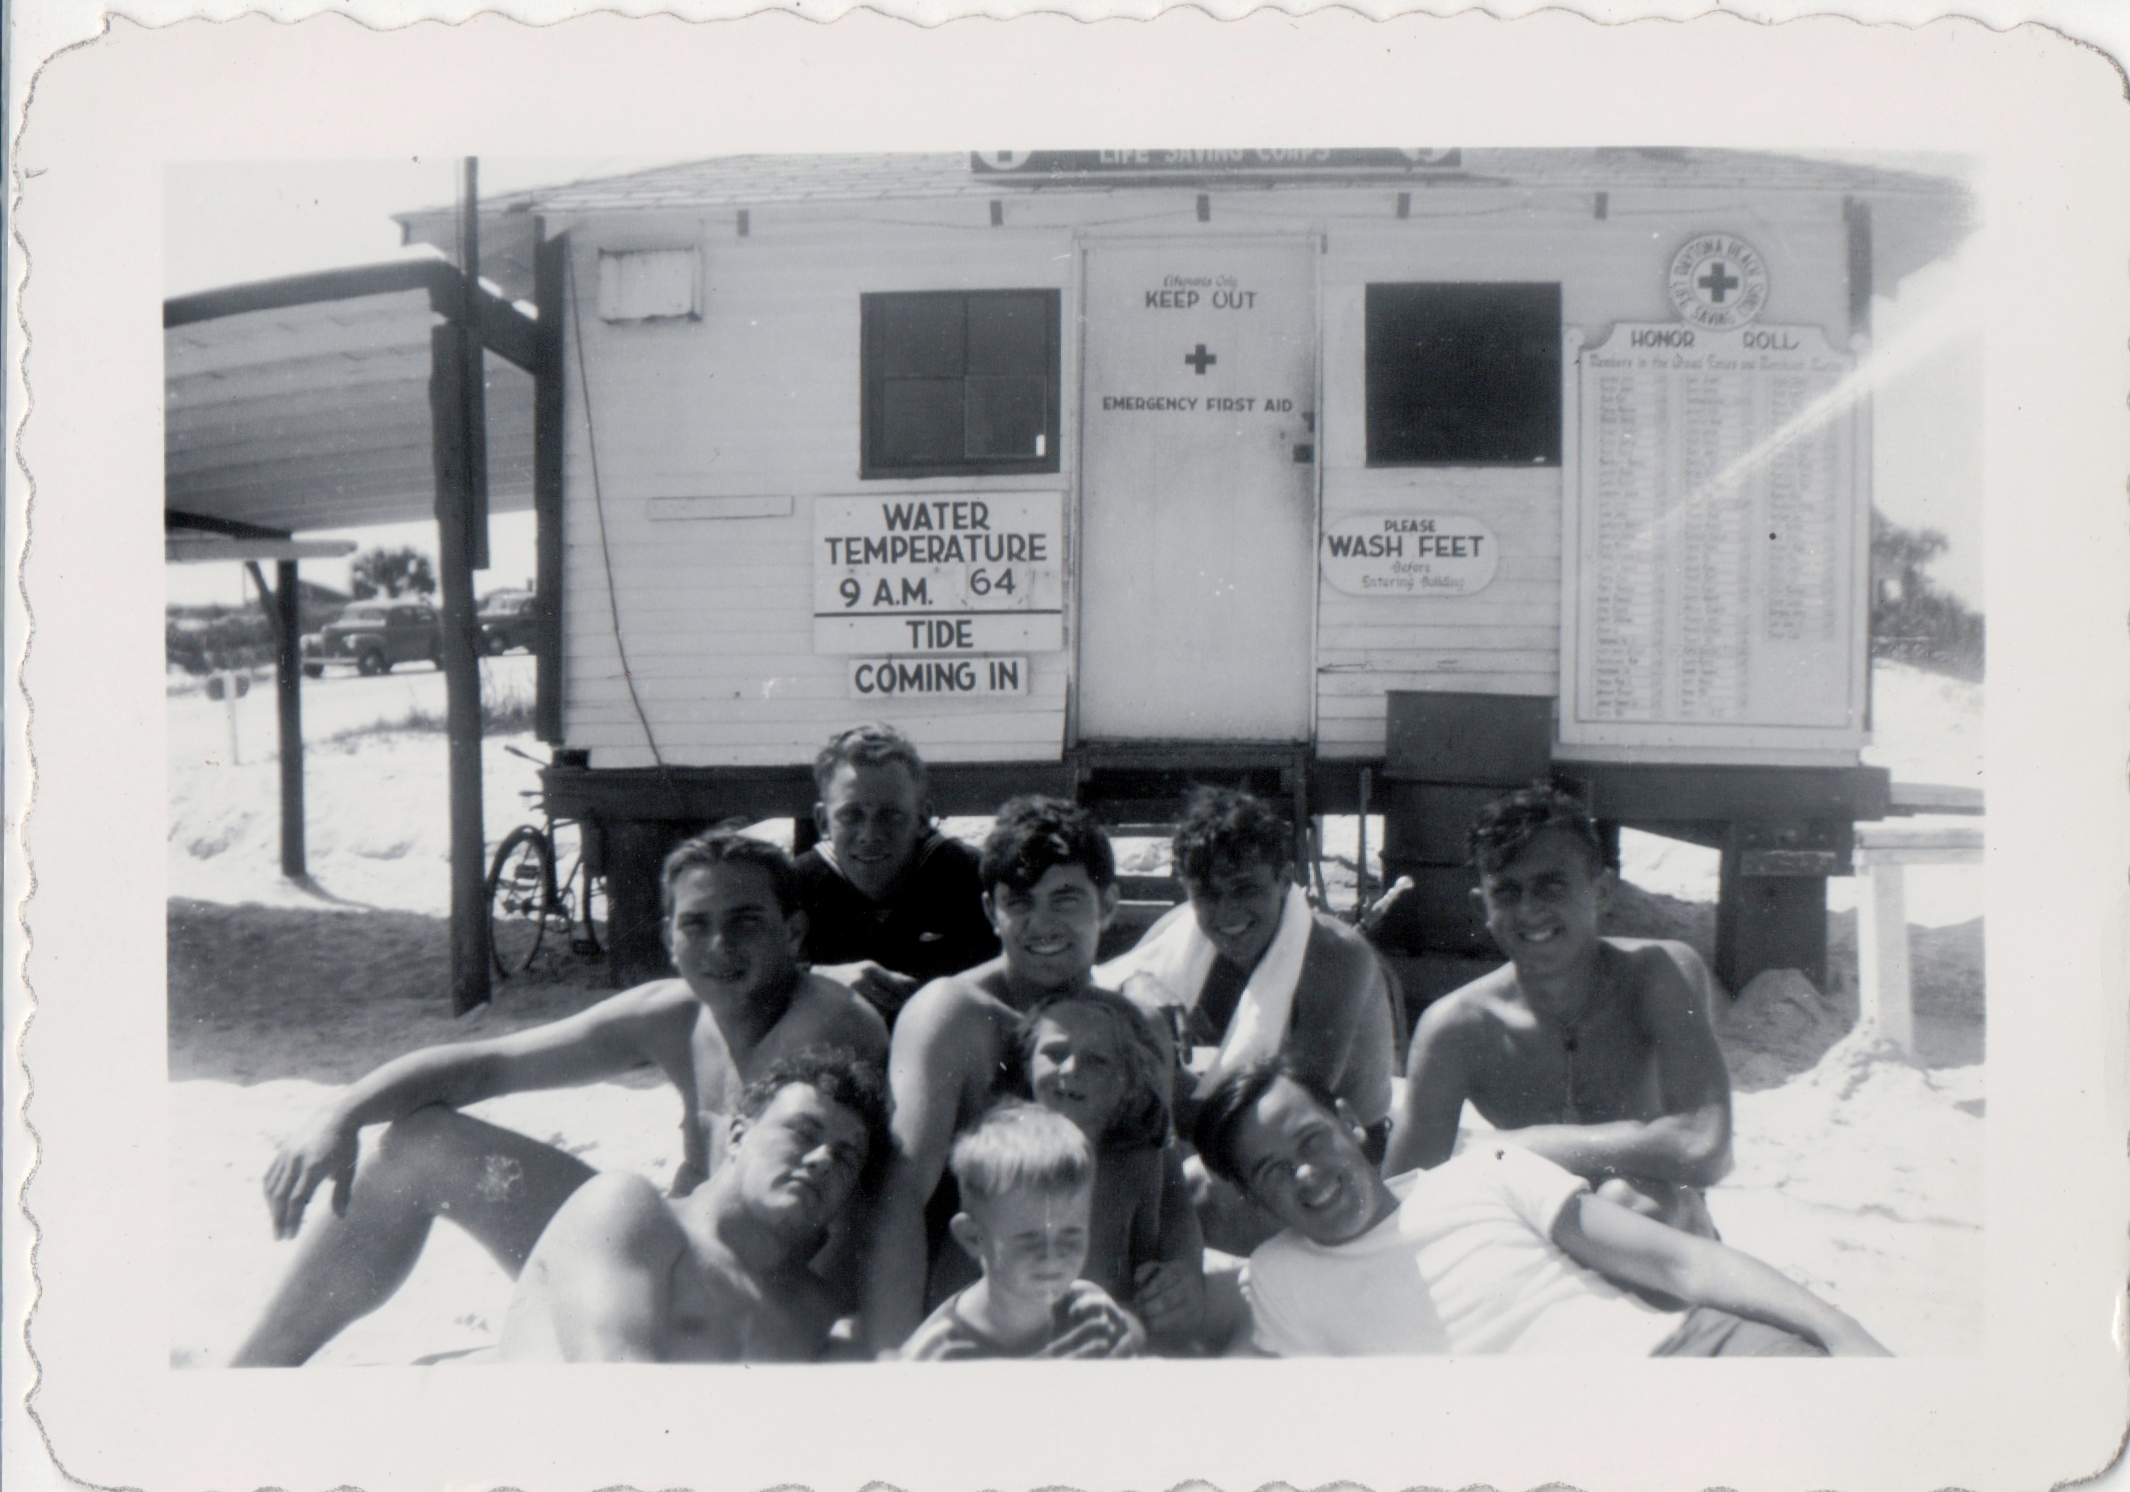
top-left (1099, 883), bottom-right (1316, 1097)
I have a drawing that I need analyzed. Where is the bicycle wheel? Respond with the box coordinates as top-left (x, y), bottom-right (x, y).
top-left (488, 826), bottom-right (556, 978)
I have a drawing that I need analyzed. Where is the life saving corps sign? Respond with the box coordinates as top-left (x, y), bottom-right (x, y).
top-left (1320, 513), bottom-right (1499, 597)
top-left (814, 492), bottom-right (1065, 654)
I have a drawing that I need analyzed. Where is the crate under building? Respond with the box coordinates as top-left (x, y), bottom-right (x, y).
top-left (396, 149), bottom-right (1974, 991)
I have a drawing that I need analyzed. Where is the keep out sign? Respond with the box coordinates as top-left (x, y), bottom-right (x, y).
top-left (1320, 513), bottom-right (1499, 597)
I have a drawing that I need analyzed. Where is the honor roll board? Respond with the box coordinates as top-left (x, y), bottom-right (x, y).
top-left (1559, 322), bottom-right (1868, 760)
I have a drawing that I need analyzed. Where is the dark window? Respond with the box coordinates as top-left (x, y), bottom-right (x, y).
top-left (1365, 283), bottom-right (1562, 466)
top-left (863, 290), bottom-right (1061, 478)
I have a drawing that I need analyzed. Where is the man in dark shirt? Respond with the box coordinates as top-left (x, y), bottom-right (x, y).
top-left (796, 723), bottom-right (999, 1024)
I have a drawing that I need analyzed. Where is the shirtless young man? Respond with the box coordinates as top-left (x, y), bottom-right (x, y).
top-left (499, 1050), bottom-right (891, 1362)
top-left (797, 724), bottom-right (999, 1025)
top-left (861, 795), bottom-right (1203, 1353)
top-left (1382, 787), bottom-right (1731, 1233)
top-left (232, 829), bottom-right (887, 1366)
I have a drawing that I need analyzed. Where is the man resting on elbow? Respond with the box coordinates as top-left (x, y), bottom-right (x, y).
top-left (499, 1051), bottom-right (890, 1362)
top-left (1203, 1061), bottom-right (1883, 1358)
top-left (1384, 787), bottom-right (1731, 1234)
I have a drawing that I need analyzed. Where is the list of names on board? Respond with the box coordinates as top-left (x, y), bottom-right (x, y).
top-left (1573, 324), bottom-right (1858, 739)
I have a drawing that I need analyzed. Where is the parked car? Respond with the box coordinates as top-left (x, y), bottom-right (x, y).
top-left (478, 589), bottom-right (540, 655)
top-left (301, 599), bottom-right (441, 677)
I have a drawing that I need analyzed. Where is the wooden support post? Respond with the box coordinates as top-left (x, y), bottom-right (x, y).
top-left (1715, 831), bottom-right (1830, 993)
top-left (244, 559), bottom-right (308, 879)
top-left (1856, 859), bottom-right (1914, 1052)
top-left (1355, 766), bottom-right (1373, 911)
top-left (605, 818), bottom-right (688, 989)
top-left (532, 228), bottom-right (567, 743)
top-left (458, 158), bottom-right (491, 572)
top-left (432, 324), bottom-right (492, 1014)
top-left (274, 560), bottom-right (306, 878)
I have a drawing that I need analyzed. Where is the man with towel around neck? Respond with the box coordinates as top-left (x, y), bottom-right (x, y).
top-left (1101, 787), bottom-right (1399, 1253)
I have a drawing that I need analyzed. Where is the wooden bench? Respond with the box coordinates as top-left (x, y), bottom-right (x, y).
top-left (1854, 819), bottom-right (1985, 1052)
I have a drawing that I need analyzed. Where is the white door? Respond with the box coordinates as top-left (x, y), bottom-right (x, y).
top-left (1076, 241), bottom-right (1317, 741)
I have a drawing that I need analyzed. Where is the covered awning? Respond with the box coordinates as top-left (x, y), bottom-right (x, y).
top-left (165, 258), bottom-right (536, 538)
top-left (165, 250), bottom-right (555, 1015)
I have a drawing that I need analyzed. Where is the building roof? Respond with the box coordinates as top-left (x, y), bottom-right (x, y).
top-left (415, 147), bottom-right (1965, 213)
top-left (397, 148), bottom-right (1973, 303)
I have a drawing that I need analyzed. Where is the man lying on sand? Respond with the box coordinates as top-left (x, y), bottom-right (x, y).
top-left (232, 828), bottom-right (887, 1366)
top-left (1384, 787), bottom-right (1732, 1234)
top-left (1199, 1060), bottom-right (1886, 1357)
top-left (499, 1051), bottom-right (890, 1361)
top-left (798, 724), bottom-right (999, 1026)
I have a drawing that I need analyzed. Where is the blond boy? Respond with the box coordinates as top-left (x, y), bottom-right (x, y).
top-left (900, 1102), bottom-right (1144, 1360)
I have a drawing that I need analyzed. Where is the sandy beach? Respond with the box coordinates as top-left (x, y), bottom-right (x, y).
top-left (167, 656), bottom-right (1984, 1365)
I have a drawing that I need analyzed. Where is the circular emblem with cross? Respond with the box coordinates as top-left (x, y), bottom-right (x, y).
top-left (1667, 233), bottom-right (1769, 330)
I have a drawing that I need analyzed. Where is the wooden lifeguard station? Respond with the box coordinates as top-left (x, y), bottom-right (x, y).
top-left (394, 149), bottom-right (1973, 997)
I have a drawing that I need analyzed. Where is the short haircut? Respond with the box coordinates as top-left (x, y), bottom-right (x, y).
top-left (660, 822), bottom-right (801, 917)
top-left (949, 1100), bottom-right (1093, 1208)
top-left (1011, 987), bottom-right (1172, 1151)
top-left (813, 722), bottom-right (928, 797)
top-left (1170, 786), bottom-right (1292, 887)
top-left (1191, 1057), bottom-right (1341, 1192)
top-left (736, 1046), bottom-right (894, 1191)
top-left (1467, 784), bottom-right (1610, 878)
top-left (979, 795), bottom-right (1115, 896)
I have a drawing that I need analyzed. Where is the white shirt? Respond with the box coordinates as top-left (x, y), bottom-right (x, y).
top-left (1244, 1146), bottom-right (1682, 1356)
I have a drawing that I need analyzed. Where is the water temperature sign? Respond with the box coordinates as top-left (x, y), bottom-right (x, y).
top-left (814, 492), bottom-right (1065, 653)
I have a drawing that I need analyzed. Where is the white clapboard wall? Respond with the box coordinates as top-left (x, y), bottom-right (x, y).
top-left (554, 213), bottom-right (1076, 770)
top-left (549, 184), bottom-right (1854, 769)
top-left (1315, 190), bottom-right (1851, 758)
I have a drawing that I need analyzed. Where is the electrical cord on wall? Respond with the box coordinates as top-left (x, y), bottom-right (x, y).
top-left (563, 248), bottom-right (687, 818)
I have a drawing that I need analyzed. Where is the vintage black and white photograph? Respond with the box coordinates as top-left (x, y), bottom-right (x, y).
top-left (12, 11), bottom-right (2129, 1491)
top-left (161, 144), bottom-right (1984, 1367)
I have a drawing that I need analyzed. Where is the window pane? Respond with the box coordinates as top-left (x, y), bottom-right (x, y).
top-left (965, 375), bottom-right (1047, 458)
top-left (879, 378), bottom-right (964, 464)
top-left (966, 293), bottom-right (1051, 375)
top-left (862, 289), bottom-right (1059, 477)
top-left (871, 295), bottom-right (965, 377)
top-left (1366, 283), bottom-right (1561, 465)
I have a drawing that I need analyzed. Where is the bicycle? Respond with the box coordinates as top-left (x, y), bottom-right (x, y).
top-left (487, 743), bottom-right (606, 978)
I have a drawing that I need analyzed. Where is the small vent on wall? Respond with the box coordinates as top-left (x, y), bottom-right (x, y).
top-left (596, 248), bottom-right (702, 323)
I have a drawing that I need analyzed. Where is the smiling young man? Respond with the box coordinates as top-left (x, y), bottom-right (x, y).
top-left (498, 1051), bottom-right (891, 1362)
top-left (796, 724), bottom-right (1000, 1025)
top-left (858, 795), bottom-right (1121, 1352)
top-left (1382, 787), bottom-right (1732, 1234)
top-left (231, 828), bottom-right (886, 1366)
top-left (1198, 1060), bottom-right (1886, 1358)
top-left (1103, 788), bottom-right (1398, 1159)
